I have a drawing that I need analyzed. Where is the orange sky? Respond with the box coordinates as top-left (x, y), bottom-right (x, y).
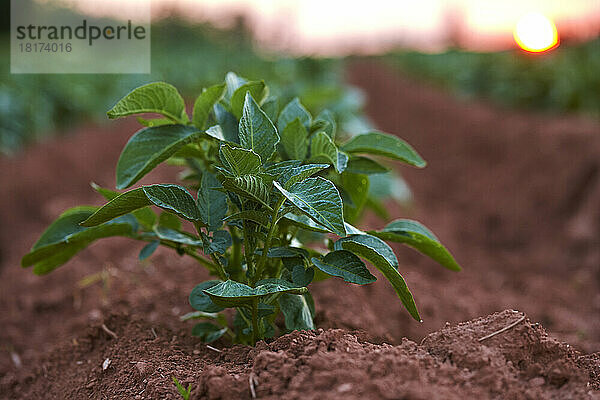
top-left (59, 0), bottom-right (600, 54)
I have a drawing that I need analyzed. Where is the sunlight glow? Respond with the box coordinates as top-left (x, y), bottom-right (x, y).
top-left (514, 13), bottom-right (559, 52)
top-left (45, 0), bottom-right (600, 54)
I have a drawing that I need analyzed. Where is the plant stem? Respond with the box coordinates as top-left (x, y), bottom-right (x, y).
top-left (230, 227), bottom-right (244, 280)
top-left (241, 203), bottom-right (256, 282)
top-left (184, 248), bottom-right (217, 269)
top-left (182, 246), bottom-right (227, 281)
top-left (185, 222), bottom-right (227, 281)
top-left (251, 298), bottom-right (259, 345)
top-left (255, 196), bottom-right (286, 283)
top-left (210, 254), bottom-right (228, 281)
top-left (225, 328), bottom-right (236, 340)
top-left (140, 236), bottom-right (219, 271)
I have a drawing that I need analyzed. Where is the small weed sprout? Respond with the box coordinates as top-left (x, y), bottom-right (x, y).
top-left (22, 74), bottom-right (461, 345)
top-left (172, 377), bottom-right (192, 400)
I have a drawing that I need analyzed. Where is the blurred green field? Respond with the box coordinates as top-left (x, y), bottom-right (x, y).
top-left (382, 38), bottom-right (600, 116)
top-left (0, 20), bottom-right (368, 154)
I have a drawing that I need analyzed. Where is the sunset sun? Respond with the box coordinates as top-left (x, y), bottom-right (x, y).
top-left (514, 13), bottom-right (559, 52)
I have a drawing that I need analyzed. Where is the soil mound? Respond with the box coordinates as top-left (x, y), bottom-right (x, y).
top-left (197, 310), bottom-right (596, 400)
top-left (2, 310), bottom-right (597, 399)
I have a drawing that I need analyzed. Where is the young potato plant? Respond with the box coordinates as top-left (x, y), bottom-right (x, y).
top-left (22, 73), bottom-right (461, 345)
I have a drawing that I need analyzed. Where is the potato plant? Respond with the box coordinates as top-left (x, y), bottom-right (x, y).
top-left (22, 73), bottom-right (461, 345)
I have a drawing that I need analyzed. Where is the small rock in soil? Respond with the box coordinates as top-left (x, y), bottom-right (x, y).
top-left (135, 361), bottom-right (150, 375)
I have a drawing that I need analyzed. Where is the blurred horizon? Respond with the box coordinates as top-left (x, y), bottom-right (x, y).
top-left (55, 0), bottom-right (600, 54)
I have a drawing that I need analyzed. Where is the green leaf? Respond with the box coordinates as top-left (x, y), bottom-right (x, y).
top-left (143, 184), bottom-right (201, 221)
top-left (278, 98), bottom-right (311, 132)
top-left (278, 163), bottom-right (329, 189)
top-left (154, 226), bottom-right (203, 246)
top-left (310, 131), bottom-right (335, 164)
top-left (180, 311), bottom-right (221, 321)
top-left (91, 183), bottom-right (156, 229)
top-left (304, 292), bottom-right (316, 318)
top-left (172, 144), bottom-right (205, 160)
top-left (342, 132), bottom-right (426, 168)
top-left (281, 256), bottom-right (303, 271)
top-left (81, 188), bottom-right (151, 226)
top-left (197, 172), bottom-right (228, 232)
top-left (335, 234), bottom-right (421, 321)
top-left (214, 103), bottom-right (239, 144)
top-left (278, 293), bottom-right (315, 331)
top-left (222, 175), bottom-right (271, 209)
top-left (224, 210), bottom-right (271, 228)
top-left (219, 144), bottom-right (262, 177)
top-left (313, 109), bottom-right (336, 138)
top-left (280, 118), bottom-right (308, 160)
top-left (192, 83), bottom-right (226, 130)
top-left (368, 219), bottom-right (461, 271)
top-left (291, 264), bottom-right (314, 287)
top-left (90, 182), bottom-right (120, 201)
top-left (158, 211), bottom-right (182, 230)
top-left (22, 207), bottom-right (137, 273)
top-left (368, 172), bottom-right (412, 204)
top-left (281, 213), bottom-right (329, 233)
top-left (264, 160), bottom-right (302, 181)
top-left (255, 279), bottom-right (310, 296)
top-left (191, 322), bottom-right (228, 343)
top-left (26, 207), bottom-right (133, 256)
top-left (203, 279), bottom-right (307, 308)
top-left (344, 222), bottom-right (365, 235)
top-left (261, 246), bottom-right (309, 259)
top-left (261, 97), bottom-right (279, 121)
top-left (311, 250), bottom-right (376, 285)
top-left (310, 132), bottom-right (347, 173)
top-left (341, 172), bottom-right (369, 222)
top-left (107, 82), bottom-right (186, 123)
top-left (190, 280), bottom-right (226, 313)
top-left (224, 71), bottom-right (247, 101)
top-left (139, 240), bottom-right (159, 260)
top-left (254, 302), bottom-right (276, 319)
top-left (82, 184), bottom-right (200, 227)
top-left (204, 125), bottom-right (226, 141)
top-left (116, 125), bottom-right (203, 189)
top-left (239, 93), bottom-right (280, 162)
top-left (136, 117), bottom-right (173, 127)
top-left (204, 230), bottom-right (232, 255)
top-left (230, 81), bottom-right (267, 119)
top-left (337, 151), bottom-right (349, 173)
top-left (274, 177), bottom-right (346, 237)
top-left (31, 242), bottom-right (90, 275)
top-left (346, 156), bottom-right (390, 175)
